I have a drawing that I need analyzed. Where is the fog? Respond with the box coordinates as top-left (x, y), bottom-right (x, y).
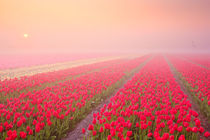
top-left (0, 0), bottom-right (210, 55)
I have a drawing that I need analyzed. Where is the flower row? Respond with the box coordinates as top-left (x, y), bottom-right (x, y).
top-left (167, 55), bottom-right (210, 118)
top-left (0, 59), bottom-right (124, 96)
top-left (0, 56), bottom-right (149, 140)
top-left (84, 56), bottom-right (209, 140)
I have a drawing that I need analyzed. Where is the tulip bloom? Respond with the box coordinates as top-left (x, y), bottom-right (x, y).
top-left (127, 131), bottom-right (132, 137)
top-left (82, 128), bottom-right (86, 134)
top-left (88, 124), bottom-right (94, 131)
top-left (20, 131), bottom-right (27, 139)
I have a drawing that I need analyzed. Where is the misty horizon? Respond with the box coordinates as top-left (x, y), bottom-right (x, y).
top-left (1, 0), bottom-right (210, 55)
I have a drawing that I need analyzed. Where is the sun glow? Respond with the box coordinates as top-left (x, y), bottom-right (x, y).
top-left (23, 34), bottom-right (28, 38)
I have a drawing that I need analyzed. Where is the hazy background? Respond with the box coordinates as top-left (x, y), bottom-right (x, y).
top-left (0, 0), bottom-right (210, 55)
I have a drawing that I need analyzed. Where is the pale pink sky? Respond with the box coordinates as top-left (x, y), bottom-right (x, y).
top-left (0, 0), bottom-right (210, 54)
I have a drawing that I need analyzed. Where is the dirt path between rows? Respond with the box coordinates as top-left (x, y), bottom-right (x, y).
top-left (62, 56), bottom-right (153, 140)
top-left (0, 56), bottom-right (129, 81)
top-left (180, 57), bottom-right (209, 70)
top-left (165, 56), bottom-right (210, 133)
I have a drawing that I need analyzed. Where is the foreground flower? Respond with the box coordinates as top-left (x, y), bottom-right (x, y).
top-left (127, 131), bottom-right (132, 137)
top-left (20, 131), bottom-right (27, 139)
top-left (82, 128), bottom-right (86, 134)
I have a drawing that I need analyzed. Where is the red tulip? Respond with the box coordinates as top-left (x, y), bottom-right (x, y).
top-left (195, 119), bottom-right (201, 127)
top-left (148, 132), bottom-right (152, 137)
top-left (82, 128), bottom-right (86, 134)
top-left (178, 135), bottom-right (185, 140)
top-left (99, 126), bottom-right (104, 133)
top-left (199, 127), bottom-right (204, 133)
top-left (20, 131), bottom-right (27, 139)
top-left (26, 126), bottom-right (30, 132)
top-left (127, 131), bottom-right (132, 137)
top-left (183, 122), bottom-right (189, 127)
top-left (169, 135), bottom-right (174, 140)
top-left (0, 125), bottom-right (3, 132)
top-left (110, 129), bottom-right (116, 136)
top-left (136, 122), bottom-right (139, 127)
top-left (177, 126), bottom-right (183, 132)
top-left (163, 133), bottom-right (169, 139)
top-left (107, 135), bottom-right (112, 140)
top-left (204, 131), bottom-right (210, 138)
top-left (88, 124), bottom-right (94, 131)
top-left (17, 120), bottom-right (23, 127)
top-left (186, 127), bottom-right (192, 132)
top-left (29, 129), bottom-right (33, 135)
top-left (35, 124), bottom-right (41, 133)
top-left (104, 123), bottom-right (110, 130)
top-left (192, 127), bottom-right (198, 133)
top-left (92, 130), bottom-right (97, 136)
top-left (6, 114), bottom-right (11, 120)
top-left (92, 118), bottom-right (96, 124)
top-left (11, 130), bottom-right (17, 139)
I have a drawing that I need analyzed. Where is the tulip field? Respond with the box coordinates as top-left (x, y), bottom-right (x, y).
top-left (0, 54), bottom-right (209, 140)
top-left (84, 55), bottom-right (209, 140)
top-left (167, 55), bottom-right (210, 119)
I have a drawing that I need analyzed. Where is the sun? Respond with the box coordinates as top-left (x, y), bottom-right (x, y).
top-left (23, 34), bottom-right (28, 38)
